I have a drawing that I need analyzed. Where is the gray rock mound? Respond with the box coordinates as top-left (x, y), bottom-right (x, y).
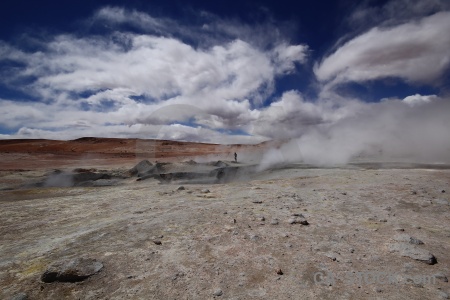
top-left (388, 243), bottom-right (437, 265)
top-left (129, 160), bottom-right (153, 176)
top-left (41, 258), bottom-right (103, 283)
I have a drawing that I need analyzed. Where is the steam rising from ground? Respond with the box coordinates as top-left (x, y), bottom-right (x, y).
top-left (258, 96), bottom-right (450, 170)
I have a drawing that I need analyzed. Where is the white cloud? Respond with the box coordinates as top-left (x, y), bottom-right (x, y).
top-left (402, 94), bottom-right (438, 106)
top-left (315, 11), bottom-right (450, 90)
top-left (0, 7), bottom-right (309, 143)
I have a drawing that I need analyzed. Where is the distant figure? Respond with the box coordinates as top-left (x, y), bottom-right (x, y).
top-left (234, 152), bottom-right (237, 163)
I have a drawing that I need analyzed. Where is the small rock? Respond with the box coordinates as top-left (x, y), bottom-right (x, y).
top-left (379, 219), bottom-right (387, 222)
top-left (177, 186), bottom-right (185, 191)
top-left (442, 190), bottom-right (446, 193)
top-left (439, 291), bottom-right (449, 299)
top-left (342, 192), bottom-right (347, 195)
top-left (276, 268), bottom-right (283, 275)
top-left (213, 289), bottom-right (223, 296)
top-left (435, 273), bottom-right (448, 282)
top-left (252, 200), bottom-right (263, 204)
top-left (394, 228), bottom-right (405, 232)
top-left (153, 240), bottom-right (162, 245)
top-left (389, 243), bottom-right (437, 265)
top-left (258, 216), bottom-right (265, 221)
top-left (249, 234), bottom-right (260, 241)
top-left (41, 258), bottom-right (103, 283)
top-left (201, 189), bottom-right (210, 193)
top-left (409, 237), bottom-right (424, 245)
top-left (411, 190), bottom-right (417, 195)
top-left (288, 216), bottom-right (309, 225)
top-left (292, 213), bottom-right (304, 217)
top-left (10, 293), bottom-right (28, 300)
top-left (270, 219), bottom-right (279, 225)
top-left (350, 248), bottom-right (355, 253)
top-left (374, 287), bottom-right (382, 293)
top-left (223, 211), bottom-right (227, 214)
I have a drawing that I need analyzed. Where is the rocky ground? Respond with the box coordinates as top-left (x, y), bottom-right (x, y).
top-left (0, 139), bottom-right (449, 299)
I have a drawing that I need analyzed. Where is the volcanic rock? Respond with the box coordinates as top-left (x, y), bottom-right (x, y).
top-left (41, 258), bottom-right (103, 283)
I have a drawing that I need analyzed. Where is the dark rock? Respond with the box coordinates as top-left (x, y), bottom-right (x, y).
top-left (288, 216), bottom-right (309, 225)
top-left (201, 189), bottom-right (210, 193)
top-left (276, 268), bottom-right (283, 275)
top-left (153, 240), bottom-right (162, 245)
top-left (252, 200), bottom-right (263, 204)
top-left (129, 160), bottom-right (153, 176)
top-left (177, 186), bottom-right (185, 191)
top-left (10, 292), bottom-right (28, 300)
top-left (442, 190), bottom-right (446, 193)
top-left (41, 258), bottom-right (103, 283)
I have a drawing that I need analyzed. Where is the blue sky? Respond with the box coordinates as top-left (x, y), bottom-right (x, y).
top-left (0, 0), bottom-right (449, 149)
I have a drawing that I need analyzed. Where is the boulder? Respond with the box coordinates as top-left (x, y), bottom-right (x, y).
top-left (41, 258), bottom-right (103, 283)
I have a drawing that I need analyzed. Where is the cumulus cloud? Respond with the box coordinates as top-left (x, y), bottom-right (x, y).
top-left (402, 94), bottom-right (438, 106)
top-left (0, 7), bottom-right (308, 142)
top-left (315, 11), bottom-right (450, 90)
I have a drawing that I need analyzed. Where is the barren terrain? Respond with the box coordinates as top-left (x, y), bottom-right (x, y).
top-left (0, 138), bottom-right (449, 299)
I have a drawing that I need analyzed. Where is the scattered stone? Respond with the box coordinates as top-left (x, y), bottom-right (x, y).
top-left (342, 192), bottom-right (347, 195)
top-left (287, 214), bottom-right (308, 225)
top-left (439, 291), bottom-right (449, 299)
top-left (41, 258), bottom-right (103, 283)
top-left (153, 240), bottom-right (162, 245)
top-left (177, 186), bottom-right (185, 191)
top-left (10, 293), bottom-right (28, 300)
top-left (411, 190), bottom-right (417, 195)
top-left (257, 216), bottom-right (265, 222)
top-left (374, 287), bottom-right (382, 293)
top-left (249, 234), bottom-right (260, 241)
top-left (291, 213), bottom-right (304, 217)
top-left (394, 228), bottom-right (405, 231)
top-left (442, 190), bottom-right (446, 193)
top-left (201, 189), bottom-right (210, 193)
top-left (252, 200), bottom-right (263, 204)
top-left (288, 218), bottom-right (296, 224)
top-left (324, 252), bottom-right (340, 262)
top-left (435, 273), bottom-right (448, 282)
top-left (213, 289), bottom-right (223, 296)
top-left (389, 243), bottom-right (437, 265)
top-left (379, 219), bottom-right (387, 222)
top-left (223, 211), bottom-right (227, 214)
top-left (350, 248), bottom-right (355, 253)
top-left (409, 237), bottom-right (424, 245)
top-left (276, 268), bottom-right (283, 275)
top-left (270, 219), bottom-right (279, 225)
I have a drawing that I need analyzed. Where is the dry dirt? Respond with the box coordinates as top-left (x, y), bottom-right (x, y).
top-left (0, 138), bottom-right (449, 299)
